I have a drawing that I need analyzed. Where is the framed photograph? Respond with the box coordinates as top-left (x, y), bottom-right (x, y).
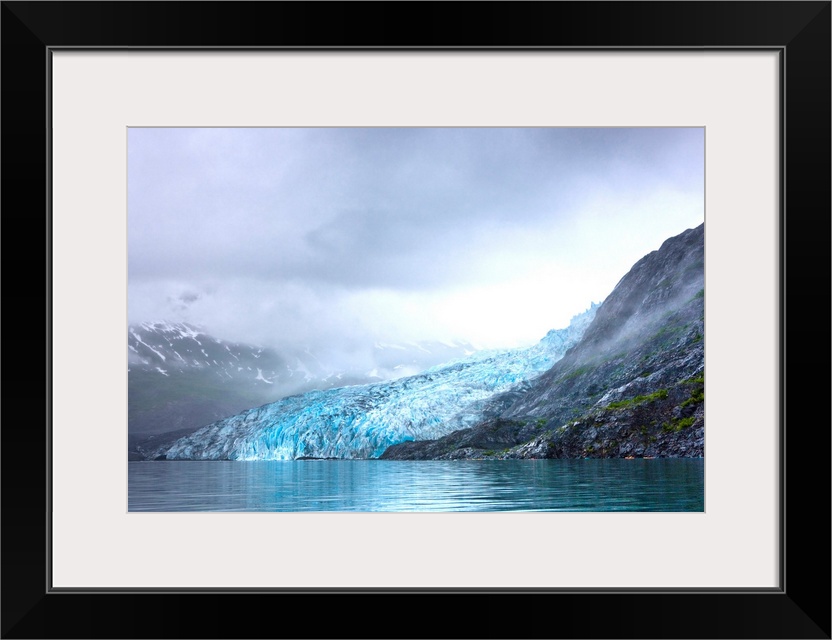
top-left (3, 2), bottom-right (829, 638)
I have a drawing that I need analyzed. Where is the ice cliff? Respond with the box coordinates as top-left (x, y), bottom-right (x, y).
top-left (157, 306), bottom-right (596, 460)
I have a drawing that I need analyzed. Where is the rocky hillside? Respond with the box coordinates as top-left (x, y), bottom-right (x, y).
top-left (381, 223), bottom-right (705, 460)
top-left (129, 322), bottom-right (292, 436)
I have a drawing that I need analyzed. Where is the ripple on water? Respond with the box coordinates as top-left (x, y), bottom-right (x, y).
top-left (128, 459), bottom-right (704, 512)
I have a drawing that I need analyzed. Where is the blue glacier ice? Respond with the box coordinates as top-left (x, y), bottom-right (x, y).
top-left (160, 305), bottom-right (597, 460)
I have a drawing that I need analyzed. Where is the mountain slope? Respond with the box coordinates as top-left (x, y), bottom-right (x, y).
top-left (153, 307), bottom-right (596, 460)
top-left (382, 223), bottom-right (705, 460)
top-left (128, 321), bottom-right (478, 452)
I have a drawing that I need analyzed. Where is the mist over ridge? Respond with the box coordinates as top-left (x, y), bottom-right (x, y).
top-left (145, 222), bottom-right (704, 461)
top-left (129, 127), bottom-right (705, 358)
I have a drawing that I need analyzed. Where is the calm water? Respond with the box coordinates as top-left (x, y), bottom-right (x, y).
top-left (128, 459), bottom-right (703, 512)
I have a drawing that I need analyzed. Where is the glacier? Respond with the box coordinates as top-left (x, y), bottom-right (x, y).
top-left (159, 305), bottom-right (597, 461)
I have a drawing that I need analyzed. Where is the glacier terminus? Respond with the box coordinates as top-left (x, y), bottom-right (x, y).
top-left (156, 306), bottom-right (597, 461)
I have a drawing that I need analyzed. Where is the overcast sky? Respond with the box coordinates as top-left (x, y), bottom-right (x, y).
top-left (128, 127), bottom-right (704, 353)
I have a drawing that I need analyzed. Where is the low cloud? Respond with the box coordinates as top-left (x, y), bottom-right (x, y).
top-left (129, 127), bottom-right (704, 356)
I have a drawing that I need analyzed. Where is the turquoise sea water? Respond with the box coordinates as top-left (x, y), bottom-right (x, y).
top-left (128, 458), bottom-right (704, 512)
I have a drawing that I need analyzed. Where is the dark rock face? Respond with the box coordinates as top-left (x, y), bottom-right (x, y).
top-left (380, 224), bottom-right (705, 460)
top-left (380, 418), bottom-right (539, 460)
top-left (506, 378), bottom-right (704, 459)
top-left (128, 427), bottom-right (203, 461)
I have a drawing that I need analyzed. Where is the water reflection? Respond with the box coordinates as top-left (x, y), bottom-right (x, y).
top-left (128, 459), bottom-right (704, 512)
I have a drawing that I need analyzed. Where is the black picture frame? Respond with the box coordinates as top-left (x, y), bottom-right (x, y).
top-left (2, 2), bottom-right (829, 638)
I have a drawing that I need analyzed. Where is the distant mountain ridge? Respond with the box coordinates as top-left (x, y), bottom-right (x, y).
top-left (128, 320), bottom-right (437, 389)
top-left (129, 321), bottom-right (335, 438)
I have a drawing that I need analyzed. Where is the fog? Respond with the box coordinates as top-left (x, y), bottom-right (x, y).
top-left (129, 127), bottom-right (704, 356)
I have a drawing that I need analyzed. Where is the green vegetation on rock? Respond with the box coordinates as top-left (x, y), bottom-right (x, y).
top-left (680, 374), bottom-right (704, 407)
top-left (607, 388), bottom-right (668, 410)
top-left (663, 416), bottom-right (695, 432)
